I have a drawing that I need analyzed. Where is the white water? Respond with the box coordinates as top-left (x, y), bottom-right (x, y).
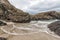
top-left (1, 19), bottom-right (60, 38)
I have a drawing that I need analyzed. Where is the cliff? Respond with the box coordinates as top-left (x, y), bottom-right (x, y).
top-left (31, 11), bottom-right (60, 20)
top-left (0, 0), bottom-right (60, 23)
top-left (0, 0), bottom-right (31, 23)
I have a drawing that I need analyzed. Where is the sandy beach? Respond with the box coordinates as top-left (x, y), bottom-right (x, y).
top-left (0, 32), bottom-right (60, 40)
top-left (0, 0), bottom-right (60, 40)
top-left (0, 21), bottom-right (60, 40)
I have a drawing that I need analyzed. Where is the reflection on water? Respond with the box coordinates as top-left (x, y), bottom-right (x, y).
top-left (1, 19), bottom-right (60, 38)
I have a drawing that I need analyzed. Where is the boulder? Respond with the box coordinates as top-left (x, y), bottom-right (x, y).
top-left (48, 21), bottom-right (60, 36)
top-left (31, 11), bottom-right (60, 20)
top-left (0, 0), bottom-right (31, 23)
top-left (0, 21), bottom-right (7, 26)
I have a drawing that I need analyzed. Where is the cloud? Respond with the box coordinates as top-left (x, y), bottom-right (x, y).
top-left (8, 0), bottom-right (60, 14)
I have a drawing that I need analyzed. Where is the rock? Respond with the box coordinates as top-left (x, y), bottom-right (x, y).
top-left (0, 37), bottom-right (7, 40)
top-left (31, 11), bottom-right (60, 20)
top-left (0, 3), bottom-right (5, 19)
top-left (1, 0), bottom-right (60, 23)
top-left (0, 0), bottom-right (31, 23)
top-left (48, 21), bottom-right (60, 36)
top-left (55, 28), bottom-right (60, 36)
top-left (0, 21), bottom-right (7, 26)
top-left (7, 12), bottom-right (31, 23)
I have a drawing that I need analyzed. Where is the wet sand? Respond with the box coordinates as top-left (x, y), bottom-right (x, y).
top-left (0, 20), bottom-right (60, 40)
top-left (0, 32), bottom-right (60, 40)
top-left (0, 27), bottom-right (60, 40)
top-left (9, 32), bottom-right (60, 40)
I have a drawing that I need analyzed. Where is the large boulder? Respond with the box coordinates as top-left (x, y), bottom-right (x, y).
top-left (31, 11), bottom-right (60, 20)
top-left (48, 21), bottom-right (60, 36)
top-left (0, 0), bottom-right (31, 23)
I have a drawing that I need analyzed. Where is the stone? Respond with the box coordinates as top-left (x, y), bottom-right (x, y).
top-left (48, 21), bottom-right (60, 36)
top-left (0, 21), bottom-right (7, 26)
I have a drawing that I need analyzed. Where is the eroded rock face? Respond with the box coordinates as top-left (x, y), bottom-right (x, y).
top-left (0, 0), bottom-right (31, 23)
top-left (48, 21), bottom-right (60, 36)
top-left (31, 11), bottom-right (60, 20)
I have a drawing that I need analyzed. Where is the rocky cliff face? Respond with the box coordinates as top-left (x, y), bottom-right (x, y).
top-left (0, 0), bottom-right (31, 23)
top-left (31, 11), bottom-right (60, 20)
top-left (0, 0), bottom-right (60, 23)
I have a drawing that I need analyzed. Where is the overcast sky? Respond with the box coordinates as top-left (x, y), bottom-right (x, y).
top-left (8, 0), bottom-right (60, 14)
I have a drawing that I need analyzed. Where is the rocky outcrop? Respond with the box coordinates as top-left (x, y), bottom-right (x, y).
top-left (31, 11), bottom-right (60, 20)
top-left (0, 21), bottom-right (7, 26)
top-left (0, 0), bottom-right (31, 23)
top-left (0, 0), bottom-right (60, 23)
top-left (48, 21), bottom-right (60, 36)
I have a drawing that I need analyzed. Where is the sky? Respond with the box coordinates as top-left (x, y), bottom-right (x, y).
top-left (8, 0), bottom-right (60, 14)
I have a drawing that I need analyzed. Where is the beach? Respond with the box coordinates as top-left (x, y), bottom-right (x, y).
top-left (0, 31), bottom-right (60, 40)
top-left (0, 20), bottom-right (60, 40)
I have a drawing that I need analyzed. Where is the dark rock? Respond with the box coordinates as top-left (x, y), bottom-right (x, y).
top-left (55, 28), bottom-right (60, 36)
top-left (48, 21), bottom-right (60, 36)
top-left (0, 21), bottom-right (7, 26)
top-left (0, 0), bottom-right (31, 23)
top-left (31, 11), bottom-right (60, 20)
top-left (0, 37), bottom-right (7, 40)
top-left (0, 3), bottom-right (5, 19)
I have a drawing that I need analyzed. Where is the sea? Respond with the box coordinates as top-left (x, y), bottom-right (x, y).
top-left (1, 19), bottom-right (60, 38)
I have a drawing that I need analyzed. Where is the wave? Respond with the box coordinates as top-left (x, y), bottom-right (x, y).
top-left (1, 19), bottom-right (60, 38)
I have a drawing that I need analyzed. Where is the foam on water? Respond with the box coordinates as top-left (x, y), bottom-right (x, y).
top-left (1, 19), bottom-right (60, 38)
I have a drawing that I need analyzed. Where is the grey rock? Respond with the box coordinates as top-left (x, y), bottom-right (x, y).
top-left (48, 21), bottom-right (60, 36)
